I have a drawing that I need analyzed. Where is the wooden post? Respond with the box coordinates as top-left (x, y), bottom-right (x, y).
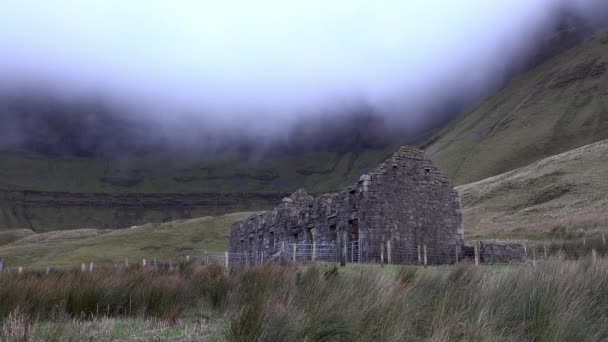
top-left (45, 265), bottom-right (50, 275)
top-left (153, 258), bottom-right (157, 268)
top-left (186, 255), bottom-right (190, 263)
top-left (18, 267), bottom-right (23, 274)
top-left (204, 250), bottom-right (208, 265)
top-left (387, 240), bottom-right (392, 265)
top-left (292, 244), bottom-right (297, 262)
top-left (417, 244), bottom-right (421, 264)
top-left (224, 251), bottom-right (229, 269)
top-left (423, 244), bottom-right (428, 268)
top-left (281, 241), bottom-right (286, 261)
top-left (125, 258), bottom-right (129, 268)
top-left (341, 231), bottom-right (347, 267)
top-left (474, 242), bottom-right (479, 266)
top-left (543, 244), bottom-right (547, 259)
top-left (81, 263), bottom-right (86, 272)
top-left (142, 259), bottom-right (147, 267)
top-left (358, 235), bottom-right (362, 264)
top-left (312, 240), bottom-right (317, 262)
top-left (380, 244), bottom-right (385, 266)
top-left (89, 262), bottom-right (94, 272)
top-left (592, 249), bottom-right (597, 264)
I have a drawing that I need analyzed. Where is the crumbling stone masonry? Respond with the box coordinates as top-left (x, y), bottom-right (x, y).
top-left (229, 146), bottom-right (465, 265)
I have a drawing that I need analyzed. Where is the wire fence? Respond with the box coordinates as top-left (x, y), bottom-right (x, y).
top-left (2, 237), bottom-right (608, 274)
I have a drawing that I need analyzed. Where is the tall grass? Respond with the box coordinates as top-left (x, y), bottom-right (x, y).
top-left (2, 259), bottom-right (608, 341)
top-left (225, 260), bottom-right (608, 341)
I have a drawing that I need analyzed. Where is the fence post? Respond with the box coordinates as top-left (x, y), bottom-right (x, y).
top-left (603, 233), bottom-right (606, 246)
top-left (204, 250), bottom-right (208, 265)
top-left (543, 244), bottom-right (547, 259)
top-left (153, 258), bottom-right (157, 268)
top-left (524, 244), bottom-right (528, 260)
top-left (455, 245), bottom-right (459, 264)
top-left (423, 244), bottom-right (428, 268)
top-left (125, 258), bottom-right (129, 268)
top-left (142, 259), bottom-right (147, 267)
top-left (417, 244), bottom-right (421, 264)
top-left (533, 248), bottom-right (536, 267)
top-left (281, 241), bottom-right (286, 262)
top-left (474, 242), bottom-right (479, 266)
top-left (583, 238), bottom-right (586, 247)
top-left (358, 235), bottom-right (362, 264)
top-left (312, 240), bottom-right (317, 262)
top-left (45, 265), bottom-right (50, 275)
top-left (89, 262), bottom-right (94, 272)
top-left (387, 240), bottom-right (392, 265)
top-left (341, 231), bottom-right (347, 267)
top-left (380, 243), bottom-right (384, 266)
top-left (186, 255), bottom-right (190, 263)
top-left (592, 249), bottom-right (597, 264)
top-left (18, 267), bottom-right (23, 274)
top-left (224, 251), bottom-right (229, 269)
top-left (81, 263), bottom-right (86, 272)
top-left (292, 244), bottom-right (297, 262)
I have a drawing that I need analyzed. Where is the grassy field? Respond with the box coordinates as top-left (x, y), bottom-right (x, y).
top-left (427, 29), bottom-right (608, 185)
top-left (458, 139), bottom-right (608, 241)
top-left (1, 259), bottom-right (608, 341)
top-left (0, 213), bottom-right (254, 268)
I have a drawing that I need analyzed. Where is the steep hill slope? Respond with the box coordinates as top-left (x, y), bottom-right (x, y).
top-left (458, 139), bottom-right (608, 240)
top-left (427, 29), bottom-right (608, 185)
top-left (0, 147), bottom-right (396, 231)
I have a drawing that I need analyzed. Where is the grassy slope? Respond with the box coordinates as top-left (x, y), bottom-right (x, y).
top-left (427, 29), bottom-right (608, 185)
top-left (0, 147), bottom-right (396, 194)
top-left (0, 146), bottom-right (396, 231)
top-left (458, 139), bottom-right (608, 241)
top-left (0, 229), bottom-right (35, 246)
top-left (0, 212), bottom-right (253, 267)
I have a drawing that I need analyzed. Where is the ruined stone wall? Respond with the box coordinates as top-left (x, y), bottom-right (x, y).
top-left (360, 147), bottom-right (464, 264)
top-left (229, 146), bottom-right (464, 265)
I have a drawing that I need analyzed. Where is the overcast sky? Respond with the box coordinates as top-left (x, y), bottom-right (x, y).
top-left (0, 0), bottom-right (605, 133)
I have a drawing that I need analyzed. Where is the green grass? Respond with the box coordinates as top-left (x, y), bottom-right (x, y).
top-left (457, 139), bottom-right (608, 241)
top-left (0, 212), bottom-right (254, 267)
top-left (0, 146), bottom-right (397, 231)
top-left (427, 29), bottom-right (608, 185)
top-left (0, 229), bottom-right (35, 247)
top-left (4, 260), bottom-right (608, 341)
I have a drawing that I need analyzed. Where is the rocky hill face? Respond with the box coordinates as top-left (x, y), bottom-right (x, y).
top-left (426, 29), bottom-right (608, 185)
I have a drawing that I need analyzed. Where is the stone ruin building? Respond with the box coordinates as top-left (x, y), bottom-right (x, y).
top-left (229, 146), bottom-right (465, 265)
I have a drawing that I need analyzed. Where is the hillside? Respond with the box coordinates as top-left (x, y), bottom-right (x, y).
top-left (0, 212), bottom-right (253, 267)
top-left (3, 140), bottom-right (607, 267)
top-left (0, 147), bottom-right (396, 231)
top-left (427, 29), bottom-right (608, 185)
top-left (458, 139), bottom-right (608, 241)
